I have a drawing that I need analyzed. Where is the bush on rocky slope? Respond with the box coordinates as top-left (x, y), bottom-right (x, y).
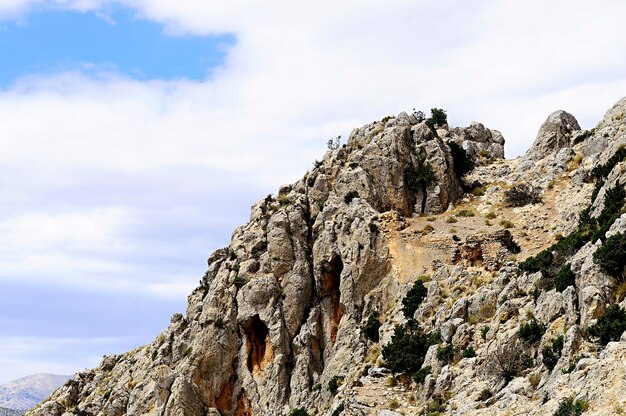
top-left (382, 322), bottom-right (438, 374)
top-left (504, 183), bottom-right (542, 207)
top-left (587, 304), bottom-right (626, 346)
top-left (402, 279), bottom-right (427, 318)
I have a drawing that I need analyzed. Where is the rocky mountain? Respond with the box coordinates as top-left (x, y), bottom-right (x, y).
top-left (27, 97), bottom-right (626, 416)
top-left (0, 374), bottom-right (70, 412)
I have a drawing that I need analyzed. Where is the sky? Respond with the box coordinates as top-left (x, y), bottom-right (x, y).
top-left (1, 0), bottom-right (626, 384)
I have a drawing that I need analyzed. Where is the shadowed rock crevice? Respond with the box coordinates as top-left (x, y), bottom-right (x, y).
top-left (320, 256), bottom-right (345, 344)
top-left (245, 316), bottom-right (271, 374)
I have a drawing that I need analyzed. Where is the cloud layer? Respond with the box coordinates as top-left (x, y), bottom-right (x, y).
top-left (1, 0), bottom-right (626, 382)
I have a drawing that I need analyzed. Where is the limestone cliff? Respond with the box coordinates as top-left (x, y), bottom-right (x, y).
top-left (29, 99), bottom-right (626, 416)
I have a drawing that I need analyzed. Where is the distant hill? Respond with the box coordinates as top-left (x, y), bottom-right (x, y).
top-left (0, 374), bottom-right (70, 411)
top-left (0, 406), bottom-right (22, 416)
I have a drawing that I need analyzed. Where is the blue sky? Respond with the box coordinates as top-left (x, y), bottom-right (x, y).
top-left (1, 0), bottom-right (626, 385)
top-left (0, 6), bottom-right (234, 84)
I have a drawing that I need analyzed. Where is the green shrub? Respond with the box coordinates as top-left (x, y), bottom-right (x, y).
top-left (553, 397), bottom-right (588, 416)
top-left (328, 375), bottom-right (344, 395)
top-left (593, 232), bottom-right (626, 278)
top-left (402, 279), bottom-right (427, 318)
top-left (481, 326), bottom-right (490, 340)
top-left (562, 354), bottom-right (586, 374)
top-left (404, 161), bottom-right (437, 192)
top-left (331, 402), bottom-right (344, 416)
top-left (290, 408), bottom-right (309, 416)
top-left (412, 365), bottom-right (432, 383)
top-left (486, 211), bottom-right (497, 219)
top-left (462, 346), bottom-right (477, 358)
top-left (361, 312), bottom-right (381, 342)
top-left (504, 183), bottom-right (542, 207)
top-left (519, 319), bottom-right (545, 344)
top-left (436, 344), bottom-right (457, 364)
top-left (542, 335), bottom-right (564, 371)
top-left (426, 394), bottom-right (448, 414)
top-left (500, 219), bottom-right (515, 229)
top-left (426, 108), bottom-right (448, 127)
top-left (382, 324), bottom-right (435, 374)
top-left (448, 140), bottom-right (474, 178)
top-left (446, 216), bottom-right (458, 223)
top-left (344, 190), bottom-right (359, 204)
top-left (472, 187), bottom-right (486, 196)
top-left (587, 304), bottom-right (626, 346)
top-left (457, 209), bottom-right (475, 217)
top-left (555, 265), bottom-right (576, 292)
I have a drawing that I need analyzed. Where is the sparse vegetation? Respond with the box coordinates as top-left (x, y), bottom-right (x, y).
top-left (553, 397), bottom-right (588, 416)
top-left (519, 319), bottom-right (546, 344)
top-left (436, 344), bottom-right (457, 364)
top-left (491, 340), bottom-right (533, 383)
top-left (382, 322), bottom-right (437, 374)
top-left (331, 402), bottom-right (344, 416)
top-left (413, 365), bottom-right (432, 383)
top-left (587, 304), bottom-right (626, 346)
top-left (500, 219), bottom-right (515, 229)
top-left (542, 335), bottom-right (564, 371)
top-left (593, 232), bottom-right (626, 279)
top-left (446, 216), bottom-right (458, 223)
top-left (457, 209), bottom-right (475, 217)
top-left (402, 279), bottom-right (427, 318)
top-left (555, 265), bottom-right (576, 292)
top-left (481, 326), bottom-right (490, 340)
top-left (328, 375), bottom-right (345, 395)
top-left (472, 186), bottom-right (486, 196)
top-left (462, 346), bottom-right (477, 358)
top-left (290, 408), bottom-right (309, 416)
top-left (504, 183), bottom-right (542, 207)
top-left (486, 211), bottom-right (497, 219)
top-left (361, 312), bottom-right (381, 342)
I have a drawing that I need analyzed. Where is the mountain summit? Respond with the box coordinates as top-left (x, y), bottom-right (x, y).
top-left (28, 98), bottom-right (626, 415)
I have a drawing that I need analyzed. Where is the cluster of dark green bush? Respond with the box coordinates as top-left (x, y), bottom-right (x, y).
top-left (413, 365), bottom-right (432, 383)
top-left (436, 344), bottom-right (457, 364)
top-left (331, 402), bottom-right (344, 416)
top-left (289, 408), bottom-right (309, 416)
top-left (542, 335), bottom-right (564, 371)
top-left (554, 265), bottom-right (576, 292)
top-left (520, 146), bottom-right (626, 287)
top-left (402, 279), bottom-right (427, 318)
top-left (553, 397), bottom-right (588, 416)
top-left (504, 183), bottom-right (542, 207)
top-left (328, 375), bottom-right (344, 396)
top-left (425, 108), bottom-right (448, 128)
top-left (519, 319), bottom-right (546, 344)
top-left (587, 304), bottom-right (626, 345)
top-left (361, 312), bottom-right (381, 342)
top-left (593, 232), bottom-right (626, 279)
top-left (404, 161), bottom-right (437, 193)
top-left (382, 321), bottom-right (439, 374)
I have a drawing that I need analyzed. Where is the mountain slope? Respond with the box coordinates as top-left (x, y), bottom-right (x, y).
top-left (28, 98), bottom-right (626, 416)
top-left (0, 374), bottom-right (70, 412)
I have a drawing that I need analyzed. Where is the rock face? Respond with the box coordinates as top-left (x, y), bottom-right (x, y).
top-left (28, 98), bottom-right (626, 416)
top-left (527, 110), bottom-right (581, 159)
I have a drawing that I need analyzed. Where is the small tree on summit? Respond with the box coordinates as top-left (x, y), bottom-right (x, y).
top-left (426, 108), bottom-right (447, 128)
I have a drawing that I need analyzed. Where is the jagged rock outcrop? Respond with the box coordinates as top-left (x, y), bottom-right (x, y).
top-left (29, 98), bottom-right (626, 416)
